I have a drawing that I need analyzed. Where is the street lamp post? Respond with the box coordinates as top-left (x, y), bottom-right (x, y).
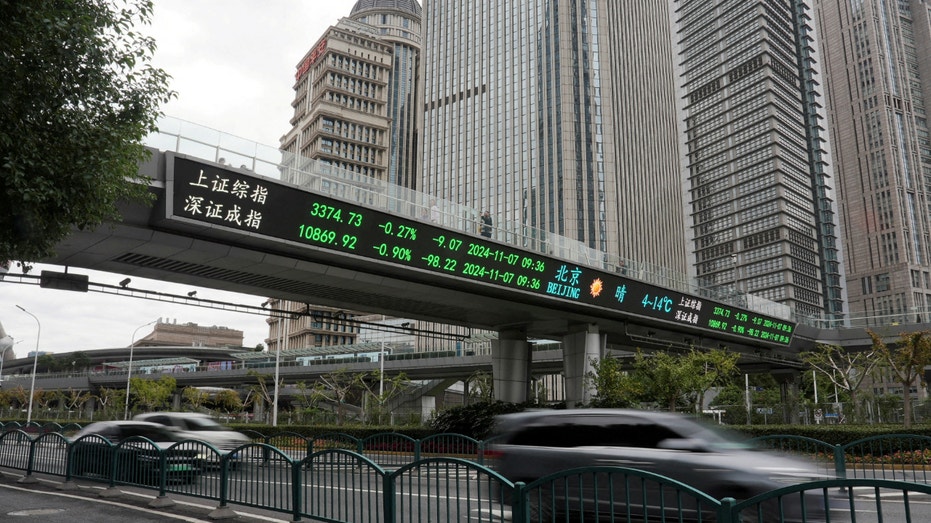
top-left (272, 316), bottom-right (287, 427)
top-left (15, 305), bottom-right (40, 425)
top-left (379, 341), bottom-right (386, 397)
top-left (124, 319), bottom-right (157, 420)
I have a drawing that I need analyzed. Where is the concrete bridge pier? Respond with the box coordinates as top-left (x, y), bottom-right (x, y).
top-left (562, 324), bottom-right (605, 407)
top-left (491, 324), bottom-right (605, 406)
top-left (491, 328), bottom-right (532, 403)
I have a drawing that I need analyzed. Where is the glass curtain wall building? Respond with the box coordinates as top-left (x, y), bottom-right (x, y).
top-left (350, 0), bottom-right (424, 190)
top-left (273, 1), bottom-right (424, 353)
top-left (817, 0), bottom-right (931, 322)
top-left (671, 0), bottom-right (846, 320)
top-left (420, 1), bottom-right (687, 274)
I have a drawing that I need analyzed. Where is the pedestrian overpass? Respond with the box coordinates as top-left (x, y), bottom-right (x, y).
top-left (29, 118), bottom-right (895, 406)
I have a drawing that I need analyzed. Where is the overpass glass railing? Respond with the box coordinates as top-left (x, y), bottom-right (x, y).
top-left (145, 116), bottom-right (794, 323)
top-left (797, 306), bottom-right (931, 330)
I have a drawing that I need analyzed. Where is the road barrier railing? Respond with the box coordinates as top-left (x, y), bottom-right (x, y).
top-left (7, 424), bottom-right (931, 481)
top-left (5, 428), bottom-right (931, 521)
top-left (8, 423), bottom-right (931, 481)
top-left (751, 433), bottom-right (931, 483)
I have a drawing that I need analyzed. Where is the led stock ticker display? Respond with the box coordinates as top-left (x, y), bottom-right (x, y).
top-left (168, 157), bottom-right (795, 346)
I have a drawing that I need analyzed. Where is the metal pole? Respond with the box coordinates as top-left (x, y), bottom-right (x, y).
top-left (15, 305), bottom-right (40, 425)
top-left (813, 370), bottom-right (819, 404)
top-left (745, 373), bottom-right (751, 425)
top-left (379, 341), bottom-right (385, 397)
top-left (124, 319), bottom-right (157, 420)
top-left (272, 316), bottom-right (285, 427)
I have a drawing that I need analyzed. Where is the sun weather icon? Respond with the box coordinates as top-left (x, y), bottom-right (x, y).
top-left (589, 278), bottom-right (604, 298)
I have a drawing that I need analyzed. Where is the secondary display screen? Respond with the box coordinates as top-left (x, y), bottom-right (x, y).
top-left (167, 157), bottom-right (795, 346)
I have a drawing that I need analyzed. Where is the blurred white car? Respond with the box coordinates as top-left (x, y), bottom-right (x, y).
top-left (70, 420), bottom-right (200, 484)
top-left (133, 412), bottom-right (250, 452)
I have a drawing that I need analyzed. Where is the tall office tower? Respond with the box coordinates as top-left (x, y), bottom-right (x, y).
top-left (280, 1), bottom-right (422, 187)
top-left (280, 19), bottom-right (394, 182)
top-left (817, 0), bottom-right (931, 321)
top-left (350, 0), bottom-right (423, 190)
top-left (420, 1), bottom-right (687, 274)
top-left (671, 0), bottom-right (846, 319)
top-left (274, 1), bottom-right (423, 352)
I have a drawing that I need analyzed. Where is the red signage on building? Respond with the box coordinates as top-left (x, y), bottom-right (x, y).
top-left (295, 38), bottom-right (328, 80)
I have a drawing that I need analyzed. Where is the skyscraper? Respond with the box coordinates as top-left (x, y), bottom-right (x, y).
top-left (420, 1), bottom-right (687, 275)
top-left (349, 0), bottom-right (423, 190)
top-left (273, 0), bottom-right (423, 352)
top-left (280, 19), bottom-right (395, 183)
top-left (279, 1), bottom-right (422, 188)
top-left (817, 0), bottom-right (931, 322)
top-left (671, 0), bottom-right (846, 319)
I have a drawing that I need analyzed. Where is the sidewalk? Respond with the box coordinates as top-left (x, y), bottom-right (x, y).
top-left (0, 471), bottom-right (287, 523)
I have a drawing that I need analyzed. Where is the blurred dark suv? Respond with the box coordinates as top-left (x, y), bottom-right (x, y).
top-left (491, 409), bottom-right (833, 522)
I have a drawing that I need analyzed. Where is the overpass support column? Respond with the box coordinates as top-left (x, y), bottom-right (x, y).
top-left (563, 324), bottom-right (605, 407)
top-left (491, 329), bottom-right (532, 403)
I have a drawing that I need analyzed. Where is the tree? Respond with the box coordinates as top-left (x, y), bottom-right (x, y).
top-left (868, 329), bottom-right (931, 428)
top-left (8, 386), bottom-right (30, 411)
top-left (212, 389), bottom-right (243, 416)
top-left (586, 356), bottom-right (641, 407)
top-left (686, 348), bottom-right (740, 412)
top-left (355, 370), bottom-right (411, 425)
top-left (625, 348), bottom-right (739, 412)
top-left (36, 354), bottom-right (64, 373)
top-left (129, 375), bottom-right (176, 413)
top-left (182, 387), bottom-right (209, 411)
top-left (711, 374), bottom-right (782, 425)
top-left (799, 343), bottom-right (879, 422)
top-left (246, 370), bottom-right (282, 422)
top-left (1, 0), bottom-right (173, 263)
top-left (466, 371), bottom-right (494, 403)
top-left (0, 388), bottom-right (12, 411)
top-left (634, 350), bottom-right (695, 411)
top-left (94, 387), bottom-right (126, 418)
top-left (34, 389), bottom-right (61, 412)
top-left (62, 388), bottom-right (92, 417)
top-left (71, 352), bottom-right (92, 372)
top-left (311, 368), bottom-right (363, 425)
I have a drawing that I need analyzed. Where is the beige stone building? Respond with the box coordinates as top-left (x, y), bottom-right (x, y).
top-left (273, 1), bottom-right (425, 354)
top-left (133, 319), bottom-right (244, 348)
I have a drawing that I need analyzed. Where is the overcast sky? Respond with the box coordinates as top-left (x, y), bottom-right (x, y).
top-left (1, 0), bottom-right (363, 356)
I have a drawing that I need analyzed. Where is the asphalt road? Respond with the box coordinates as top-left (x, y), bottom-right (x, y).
top-left (5, 466), bottom-right (931, 522)
top-left (0, 470), bottom-right (287, 523)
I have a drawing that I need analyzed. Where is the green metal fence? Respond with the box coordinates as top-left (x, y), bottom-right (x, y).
top-left (7, 423), bottom-right (931, 481)
top-left (6, 428), bottom-right (931, 521)
top-left (752, 433), bottom-right (931, 483)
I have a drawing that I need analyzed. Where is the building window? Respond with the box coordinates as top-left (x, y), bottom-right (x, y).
top-left (876, 273), bottom-right (891, 292)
